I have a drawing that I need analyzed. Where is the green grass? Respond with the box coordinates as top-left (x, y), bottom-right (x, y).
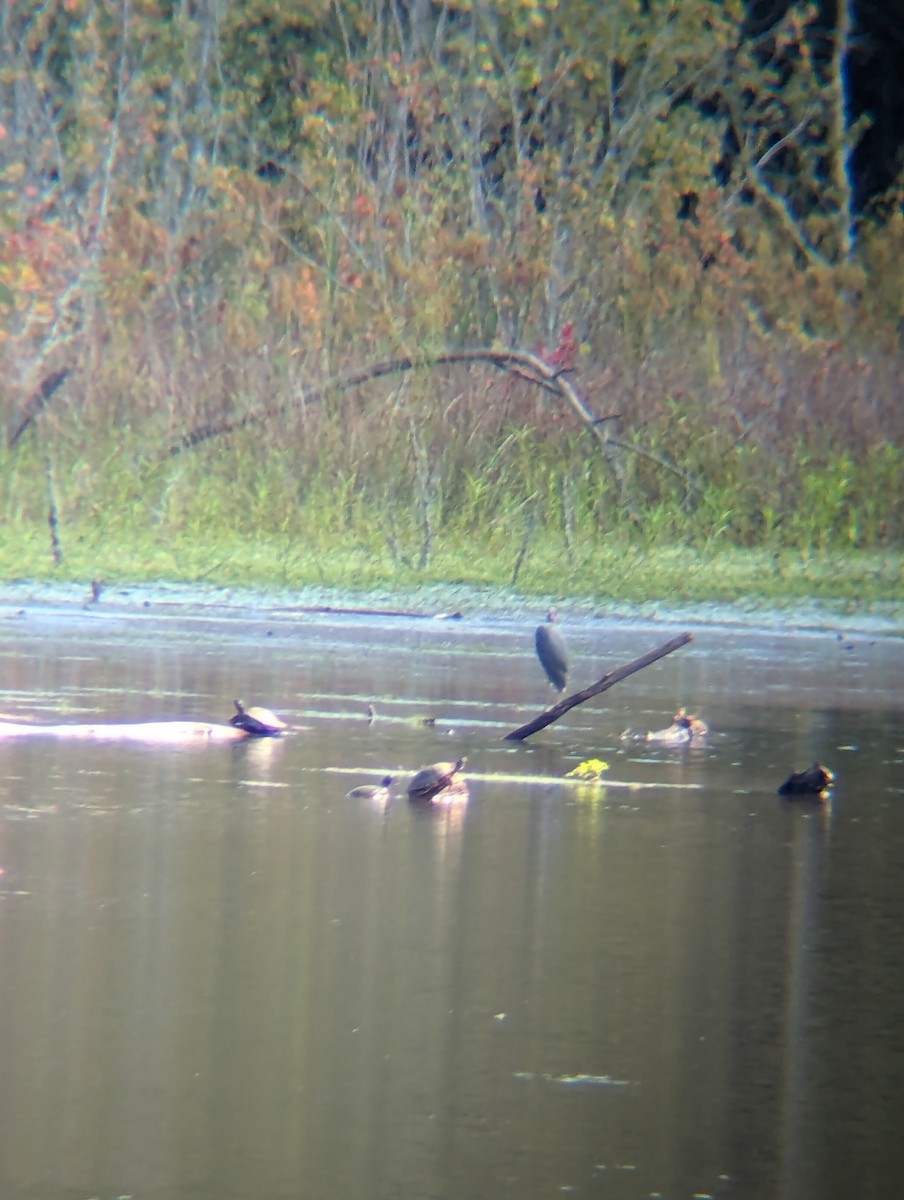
top-left (1, 517), bottom-right (899, 612)
top-left (1, 346), bottom-right (900, 620)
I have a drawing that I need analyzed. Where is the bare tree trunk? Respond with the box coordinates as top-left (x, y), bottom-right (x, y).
top-left (44, 452), bottom-right (63, 566)
top-left (831, 0), bottom-right (855, 261)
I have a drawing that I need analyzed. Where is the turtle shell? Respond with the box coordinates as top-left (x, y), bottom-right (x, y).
top-left (347, 775), bottom-right (393, 800)
top-left (407, 756), bottom-right (467, 800)
top-left (229, 699), bottom-right (287, 737)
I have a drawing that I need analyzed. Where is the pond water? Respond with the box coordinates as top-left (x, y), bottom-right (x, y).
top-left (0, 593), bottom-right (902, 1200)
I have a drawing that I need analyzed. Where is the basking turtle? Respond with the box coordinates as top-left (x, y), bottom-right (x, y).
top-left (777, 762), bottom-right (835, 798)
top-left (672, 707), bottom-right (708, 739)
top-left (638, 707), bottom-right (709, 746)
top-left (347, 775), bottom-right (393, 803)
top-left (229, 699), bottom-right (287, 737)
top-left (407, 756), bottom-right (467, 801)
top-left (644, 707), bottom-right (708, 745)
top-left (535, 607), bottom-right (568, 692)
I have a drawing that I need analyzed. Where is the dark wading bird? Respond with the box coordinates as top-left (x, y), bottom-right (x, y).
top-left (535, 607), bottom-right (569, 693)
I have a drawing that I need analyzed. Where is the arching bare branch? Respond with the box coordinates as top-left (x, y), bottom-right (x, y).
top-left (169, 347), bottom-right (620, 456)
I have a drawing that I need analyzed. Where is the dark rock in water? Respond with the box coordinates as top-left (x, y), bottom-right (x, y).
top-left (778, 762), bottom-right (835, 797)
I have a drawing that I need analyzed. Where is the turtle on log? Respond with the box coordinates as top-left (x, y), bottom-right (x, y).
top-left (407, 757), bottom-right (468, 802)
top-left (229, 700), bottom-right (288, 737)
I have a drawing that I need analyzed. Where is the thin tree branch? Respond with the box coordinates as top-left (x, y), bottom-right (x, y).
top-left (7, 369), bottom-right (69, 449)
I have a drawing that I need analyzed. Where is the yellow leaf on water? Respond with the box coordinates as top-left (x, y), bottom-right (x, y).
top-left (566, 759), bottom-right (610, 780)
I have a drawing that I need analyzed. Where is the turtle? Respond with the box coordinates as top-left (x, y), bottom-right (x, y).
top-left (645, 707), bottom-right (708, 745)
top-left (346, 775), bottom-right (394, 803)
top-left (229, 699), bottom-right (288, 737)
top-left (673, 707), bottom-right (709, 739)
top-left (366, 704), bottom-right (437, 728)
top-left (645, 720), bottom-right (692, 746)
top-left (535, 607), bottom-right (568, 692)
top-left (407, 756), bottom-right (467, 801)
top-left (777, 762), bottom-right (835, 798)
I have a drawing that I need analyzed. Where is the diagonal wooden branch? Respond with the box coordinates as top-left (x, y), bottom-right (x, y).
top-left (7, 369), bottom-right (69, 449)
top-left (168, 347), bottom-right (701, 502)
top-left (503, 632), bottom-right (693, 741)
top-left (170, 348), bottom-right (618, 456)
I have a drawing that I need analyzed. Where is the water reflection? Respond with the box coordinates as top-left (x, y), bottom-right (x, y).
top-left (0, 604), bottom-right (902, 1200)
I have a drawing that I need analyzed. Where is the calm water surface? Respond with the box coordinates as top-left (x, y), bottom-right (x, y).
top-left (0, 597), bottom-right (902, 1200)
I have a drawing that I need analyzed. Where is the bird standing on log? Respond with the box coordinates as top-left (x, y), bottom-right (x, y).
top-left (535, 607), bottom-right (569, 693)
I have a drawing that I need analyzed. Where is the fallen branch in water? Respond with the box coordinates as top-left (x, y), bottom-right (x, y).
top-left (0, 718), bottom-right (251, 744)
top-left (503, 632), bottom-right (693, 742)
top-left (274, 603), bottom-right (463, 620)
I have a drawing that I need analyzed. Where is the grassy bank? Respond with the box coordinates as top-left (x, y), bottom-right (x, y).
top-left (1, 363), bottom-right (901, 615)
top-left (2, 513), bottom-right (900, 612)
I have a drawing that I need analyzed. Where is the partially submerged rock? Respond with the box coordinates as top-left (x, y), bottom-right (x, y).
top-left (778, 763), bottom-right (835, 798)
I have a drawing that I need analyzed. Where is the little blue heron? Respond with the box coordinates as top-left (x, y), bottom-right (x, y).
top-left (535, 607), bottom-right (568, 692)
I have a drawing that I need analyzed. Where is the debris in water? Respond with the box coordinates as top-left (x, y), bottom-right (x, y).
top-left (513, 1071), bottom-right (630, 1087)
top-left (565, 759), bottom-right (610, 781)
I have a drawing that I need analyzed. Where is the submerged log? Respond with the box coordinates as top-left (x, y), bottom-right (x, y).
top-left (276, 604), bottom-right (463, 620)
top-left (503, 632), bottom-right (693, 742)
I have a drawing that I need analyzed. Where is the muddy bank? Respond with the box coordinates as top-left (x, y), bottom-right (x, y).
top-left (0, 579), bottom-right (901, 639)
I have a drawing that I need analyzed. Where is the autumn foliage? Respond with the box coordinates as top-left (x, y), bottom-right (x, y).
top-left (0, 0), bottom-right (901, 587)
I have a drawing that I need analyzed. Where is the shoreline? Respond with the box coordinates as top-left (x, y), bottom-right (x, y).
top-left (1, 578), bottom-right (902, 639)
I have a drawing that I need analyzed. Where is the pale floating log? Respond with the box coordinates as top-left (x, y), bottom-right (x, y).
top-left (0, 719), bottom-right (252, 744)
